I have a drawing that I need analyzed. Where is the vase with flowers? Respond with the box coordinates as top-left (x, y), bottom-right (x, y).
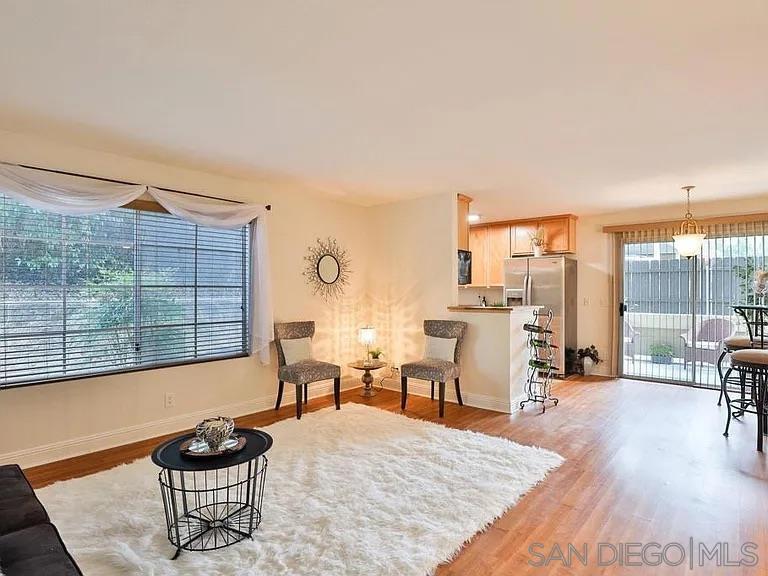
top-left (529, 228), bottom-right (546, 257)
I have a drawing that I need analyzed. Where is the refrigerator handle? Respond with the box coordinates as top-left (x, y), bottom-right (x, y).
top-left (524, 274), bottom-right (532, 306)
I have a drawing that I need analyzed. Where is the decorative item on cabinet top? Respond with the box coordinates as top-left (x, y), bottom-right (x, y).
top-left (303, 237), bottom-right (351, 301)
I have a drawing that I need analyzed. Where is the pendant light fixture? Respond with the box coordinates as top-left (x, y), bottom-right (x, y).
top-left (672, 185), bottom-right (706, 258)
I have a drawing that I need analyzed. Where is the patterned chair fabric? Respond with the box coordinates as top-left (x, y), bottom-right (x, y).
top-left (273, 321), bottom-right (341, 419)
top-left (278, 360), bottom-right (341, 386)
top-left (401, 320), bottom-right (468, 381)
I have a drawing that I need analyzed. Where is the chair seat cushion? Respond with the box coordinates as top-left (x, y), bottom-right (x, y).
top-left (0, 523), bottom-right (82, 576)
top-left (731, 349), bottom-right (768, 366)
top-left (278, 360), bottom-right (340, 385)
top-left (401, 359), bottom-right (460, 382)
top-left (724, 334), bottom-right (767, 350)
top-left (0, 465), bottom-right (48, 537)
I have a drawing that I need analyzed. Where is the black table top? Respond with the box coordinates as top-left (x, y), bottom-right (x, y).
top-left (732, 304), bottom-right (768, 311)
top-left (151, 428), bottom-right (273, 472)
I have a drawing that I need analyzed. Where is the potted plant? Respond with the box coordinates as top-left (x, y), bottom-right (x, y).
top-left (649, 343), bottom-right (674, 365)
top-left (577, 345), bottom-right (602, 375)
top-left (370, 347), bottom-right (384, 361)
top-left (529, 228), bottom-right (546, 257)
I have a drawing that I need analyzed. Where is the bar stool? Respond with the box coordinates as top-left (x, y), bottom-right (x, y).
top-left (722, 349), bottom-right (768, 452)
top-left (717, 334), bottom-right (765, 406)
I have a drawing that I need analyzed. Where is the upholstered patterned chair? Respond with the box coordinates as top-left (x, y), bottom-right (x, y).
top-left (274, 321), bottom-right (341, 420)
top-left (400, 320), bottom-right (468, 418)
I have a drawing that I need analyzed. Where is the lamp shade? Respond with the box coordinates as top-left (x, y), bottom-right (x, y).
top-left (358, 326), bottom-right (376, 346)
top-left (672, 233), bottom-right (705, 258)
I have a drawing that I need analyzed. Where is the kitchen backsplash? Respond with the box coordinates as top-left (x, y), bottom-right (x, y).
top-left (457, 286), bottom-right (504, 306)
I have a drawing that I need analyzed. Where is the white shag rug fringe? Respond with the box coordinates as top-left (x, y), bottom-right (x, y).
top-left (38, 403), bottom-right (563, 575)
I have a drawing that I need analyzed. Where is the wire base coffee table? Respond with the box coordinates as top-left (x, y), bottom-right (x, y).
top-left (151, 428), bottom-right (272, 559)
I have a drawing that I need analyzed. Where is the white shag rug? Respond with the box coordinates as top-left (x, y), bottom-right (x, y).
top-left (38, 403), bottom-right (563, 576)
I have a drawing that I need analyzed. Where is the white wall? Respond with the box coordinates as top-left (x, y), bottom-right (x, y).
top-left (0, 130), bottom-right (373, 466)
top-left (366, 192), bottom-right (457, 370)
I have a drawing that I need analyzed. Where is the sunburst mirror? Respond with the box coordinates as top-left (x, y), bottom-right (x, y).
top-left (303, 237), bottom-right (351, 301)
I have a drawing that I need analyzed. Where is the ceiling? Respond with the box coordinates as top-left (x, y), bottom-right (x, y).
top-left (1, 1), bottom-right (767, 218)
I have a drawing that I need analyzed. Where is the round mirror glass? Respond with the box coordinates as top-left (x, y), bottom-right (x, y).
top-left (317, 254), bottom-right (341, 284)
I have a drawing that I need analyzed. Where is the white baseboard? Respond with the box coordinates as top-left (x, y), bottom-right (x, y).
top-left (1, 379), bottom-right (355, 469)
top-left (380, 378), bottom-right (511, 414)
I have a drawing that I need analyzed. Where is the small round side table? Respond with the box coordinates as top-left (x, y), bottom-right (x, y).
top-left (348, 360), bottom-right (386, 397)
top-left (151, 428), bottom-right (272, 559)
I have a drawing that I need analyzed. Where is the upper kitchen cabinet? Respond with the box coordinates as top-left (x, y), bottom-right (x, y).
top-left (457, 194), bottom-right (472, 251)
top-left (487, 224), bottom-right (511, 285)
top-left (538, 215), bottom-right (577, 253)
top-left (512, 222), bottom-right (538, 254)
top-left (468, 225), bottom-right (488, 286)
top-left (466, 223), bottom-right (510, 287)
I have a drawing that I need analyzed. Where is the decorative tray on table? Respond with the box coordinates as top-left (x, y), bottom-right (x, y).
top-left (180, 435), bottom-right (247, 458)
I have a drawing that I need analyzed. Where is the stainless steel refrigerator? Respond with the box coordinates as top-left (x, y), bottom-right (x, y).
top-left (504, 255), bottom-right (577, 375)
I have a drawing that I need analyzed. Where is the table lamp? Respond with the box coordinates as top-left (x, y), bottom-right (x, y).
top-left (358, 326), bottom-right (376, 366)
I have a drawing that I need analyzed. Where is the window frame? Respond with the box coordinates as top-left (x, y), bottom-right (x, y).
top-left (0, 198), bottom-right (250, 390)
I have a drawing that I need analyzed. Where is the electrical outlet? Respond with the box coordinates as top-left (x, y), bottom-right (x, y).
top-left (164, 392), bottom-right (176, 409)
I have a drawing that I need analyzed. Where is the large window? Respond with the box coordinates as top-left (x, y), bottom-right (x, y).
top-left (0, 194), bottom-right (249, 387)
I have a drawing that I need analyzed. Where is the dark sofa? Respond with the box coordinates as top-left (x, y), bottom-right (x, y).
top-left (0, 464), bottom-right (82, 575)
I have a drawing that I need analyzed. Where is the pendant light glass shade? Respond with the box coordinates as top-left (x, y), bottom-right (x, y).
top-left (672, 185), bottom-right (705, 258)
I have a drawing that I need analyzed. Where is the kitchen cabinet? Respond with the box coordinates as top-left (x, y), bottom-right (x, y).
top-left (468, 226), bottom-right (487, 286)
top-left (538, 216), bottom-right (576, 253)
top-left (457, 194), bottom-right (472, 251)
top-left (487, 224), bottom-right (511, 286)
top-left (512, 222), bottom-right (538, 254)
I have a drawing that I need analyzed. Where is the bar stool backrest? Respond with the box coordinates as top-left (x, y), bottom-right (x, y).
top-left (733, 306), bottom-right (768, 348)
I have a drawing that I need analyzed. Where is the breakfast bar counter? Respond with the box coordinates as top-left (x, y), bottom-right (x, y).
top-left (445, 305), bottom-right (540, 412)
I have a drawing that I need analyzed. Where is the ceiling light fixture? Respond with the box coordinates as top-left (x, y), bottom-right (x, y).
top-left (672, 185), bottom-right (706, 258)
top-left (467, 213), bottom-right (481, 223)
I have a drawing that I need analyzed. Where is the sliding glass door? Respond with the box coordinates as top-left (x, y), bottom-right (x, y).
top-left (619, 222), bottom-right (768, 389)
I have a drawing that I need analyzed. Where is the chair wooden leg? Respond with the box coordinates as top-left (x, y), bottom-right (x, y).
top-left (439, 381), bottom-right (446, 417)
top-left (295, 384), bottom-right (303, 420)
top-left (430, 381), bottom-right (435, 400)
top-left (401, 376), bottom-right (408, 410)
top-left (275, 380), bottom-right (284, 410)
top-left (303, 383), bottom-right (308, 404)
top-left (334, 377), bottom-right (341, 410)
top-left (454, 377), bottom-right (463, 406)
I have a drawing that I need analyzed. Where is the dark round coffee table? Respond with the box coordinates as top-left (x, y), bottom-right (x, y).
top-left (151, 428), bottom-right (272, 559)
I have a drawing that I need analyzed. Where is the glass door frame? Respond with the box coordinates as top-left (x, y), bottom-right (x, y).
top-left (616, 237), bottom-right (699, 387)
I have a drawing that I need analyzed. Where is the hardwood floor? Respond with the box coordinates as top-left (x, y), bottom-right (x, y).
top-left (24, 378), bottom-right (768, 575)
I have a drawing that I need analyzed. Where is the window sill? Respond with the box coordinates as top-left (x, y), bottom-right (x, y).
top-left (0, 353), bottom-right (250, 390)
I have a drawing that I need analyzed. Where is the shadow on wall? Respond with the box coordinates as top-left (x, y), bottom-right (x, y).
top-left (316, 293), bottom-right (370, 377)
top-left (369, 282), bottom-right (424, 369)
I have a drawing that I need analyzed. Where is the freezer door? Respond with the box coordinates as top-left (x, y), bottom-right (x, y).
top-left (504, 258), bottom-right (529, 305)
top-left (504, 258), bottom-right (528, 289)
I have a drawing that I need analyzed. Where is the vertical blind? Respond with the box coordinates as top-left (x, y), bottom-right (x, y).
top-left (0, 193), bottom-right (249, 387)
top-left (617, 219), bottom-right (768, 389)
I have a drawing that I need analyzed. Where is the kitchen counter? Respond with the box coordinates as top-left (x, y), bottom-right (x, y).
top-left (447, 306), bottom-right (516, 313)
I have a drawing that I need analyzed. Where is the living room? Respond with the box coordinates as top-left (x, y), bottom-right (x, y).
top-left (1, 2), bottom-right (768, 575)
